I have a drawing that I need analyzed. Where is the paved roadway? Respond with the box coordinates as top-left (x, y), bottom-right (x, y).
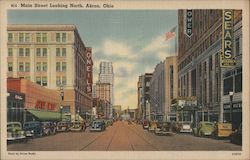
top-left (7, 121), bottom-right (241, 151)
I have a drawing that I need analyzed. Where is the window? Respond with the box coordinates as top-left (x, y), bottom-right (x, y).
top-left (42, 62), bottom-right (47, 71)
top-left (19, 62), bottom-right (24, 72)
top-left (62, 62), bottom-right (66, 71)
top-left (19, 33), bottom-right (24, 42)
top-left (42, 48), bottom-right (47, 56)
top-left (19, 48), bottom-right (24, 56)
top-left (36, 48), bottom-right (41, 56)
top-left (8, 62), bottom-right (13, 72)
top-left (56, 62), bottom-right (61, 71)
top-left (25, 62), bottom-right (30, 72)
top-left (36, 77), bottom-right (41, 85)
top-left (223, 77), bottom-right (233, 95)
top-left (235, 37), bottom-right (240, 56)
top-left (62, 48), bottom-right (66, 57)
top-left (42, 33), bottom-right (47, 42)
top-left (62, 76), bottom-right (66, 85)
top-left (56, 48), bottom-right (60, 57)
top-left (8, 33), bottom-right (13, 42)
top-left (235, 73), bottom-right (242, 93)
top-left (62, 33), bottom-right (66, 42)
top-left (56, 76), bottom-right (61, 86)
top-left (56, 33), bottom-right (60, 42)
top-left (25, 33), bottom-right (30, 42)
top-left (36, 62), bottom-right (41, 71)
top-left (8, 48), bottom-right (13, 57)
top-left (25, 48), bottom-right (30, 57)
top-left (36, 33), bottom-right (41, 42)
top-left (42, 77), bottom-right (47, 86)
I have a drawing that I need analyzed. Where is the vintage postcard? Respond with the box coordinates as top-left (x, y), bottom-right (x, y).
top-left (0, 0), bottom-right (249, 159)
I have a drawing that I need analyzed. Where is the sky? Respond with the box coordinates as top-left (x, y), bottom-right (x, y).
top-left (8, 10), bottom-right (178, 110)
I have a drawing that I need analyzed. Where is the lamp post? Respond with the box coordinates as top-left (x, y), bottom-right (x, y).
top-left (229, 91), bottom-right (234, 123)
top-left (181, 104), bottom-right (184, 122)
top-left (77, 109), bottom-right (80, 121)
top-left (60, 106), bottom-right (63, 121)
top-left (59, 83), bottom-right (64, 121)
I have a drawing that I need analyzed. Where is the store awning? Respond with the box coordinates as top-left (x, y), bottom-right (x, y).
top-left (27, 109), bottom-right (69, 121)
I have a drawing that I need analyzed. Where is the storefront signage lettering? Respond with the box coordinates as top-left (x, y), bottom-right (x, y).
top-left (86, 47), bottom-right (93, 95)
top-left (221, 10), bottom-right (236, 67)
top-left (15, 95), bottom-right (23, 100)
top-left (184, 9), bottom-right (193, 37)
top-left (35, 100), bottom-right (56, 111)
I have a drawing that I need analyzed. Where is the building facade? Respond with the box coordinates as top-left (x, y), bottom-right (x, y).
top-left (178, 10), bottom-right (242, 128)
top-left (98, 61), bottom-right (114, 118)
top-left (150, 56), bottom-right (178, 121)
top-left (7, 24), bottom-right (92, 118)
top-left (137, 75), bottom-right (143, 120)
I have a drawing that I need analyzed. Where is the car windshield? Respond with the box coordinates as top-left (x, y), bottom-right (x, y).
top-left (205, 123), bottom-right (213, 126)
top-left (7, 123), bottom-right (21, 130)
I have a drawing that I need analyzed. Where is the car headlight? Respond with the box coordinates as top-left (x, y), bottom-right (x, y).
top-left (31, 130), bottom-right (34, 133)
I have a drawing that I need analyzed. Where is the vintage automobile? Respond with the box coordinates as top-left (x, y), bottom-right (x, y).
top-left (148, 121), bottom-right (158, 132)
top-left (7, 122), bottom-right (27, 143)
top-left (70, 121), bottom-right (86, 132)
top-left (193, 121), bottom-right (215, 137)
top-left (212, 122), bottom-right (232, 139)
top-left (41, 121), bottom-right (57, 135)
top-left (23, 121), bottom-right (43, 137)
top-left (179, 121), bottom-right (193, 133)
top-left (90, 120), bottom-right (106, 132)
top-left (127, 120), bottom-right (133, 125)
top-left (154, 121), bottom-right (173, 136)
top-left (142, 120), bottom-right (149, 129)
top-left (56, 121), bottom-right (71, 132)
top-left (230, 123), bottom-right (242, 145)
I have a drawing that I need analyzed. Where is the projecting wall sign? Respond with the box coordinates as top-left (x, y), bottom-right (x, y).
top-left (184, 9), bottom-right (193, 37)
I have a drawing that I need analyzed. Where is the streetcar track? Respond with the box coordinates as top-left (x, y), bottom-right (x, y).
top-left (105, 125), bottom-right (120, 151)
top-left (127, 124), bottom-right (159, 151)
top-left (125, 125), bottom-right (135, 151)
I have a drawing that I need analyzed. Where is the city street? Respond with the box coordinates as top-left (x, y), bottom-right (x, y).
top-left (7, 121), bottom-right (241, 151)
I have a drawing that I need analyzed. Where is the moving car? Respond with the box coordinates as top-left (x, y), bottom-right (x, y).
top-left (7, 122), bottom-right (27, 143)
top-left (56, 121), bottom-right (71, 132)
top-left (213, 122), bottom-right (232, 139)
top-left (193, 121), bottom-right (215, 137)
top-left (90, 120), bottom-right (106, 132)
top-left (179, 122), bottom-right (193, 133)
top-left (148, 121), bottom-right (157, 132)
top-left (70, 121), bottom-right (86, 132)
top-left (142, 120), bottom-right (149, 129)
top-left (230, 123), bottom-right (242, 145)
top-left (41, 121), bottom-right (56, 135)
top-left (154, 122), bottom-right (173, 136)
top-left (23, 121), bottom-right (43, 137)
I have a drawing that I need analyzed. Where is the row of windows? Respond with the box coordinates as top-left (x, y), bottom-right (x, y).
top-left (8, 32), bottom-right (67, 43)
top-left (8, 48), bottom-right (67, 57)
top-left (8, 62), bottom-right (67, 72)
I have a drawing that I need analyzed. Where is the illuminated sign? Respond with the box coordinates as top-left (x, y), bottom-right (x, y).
top-left (221, 10), bottom-right (236, 67)
top-left (86, 47), bottom-right (93, 95)
top-left (184, 9), bottom-right (193, 37)
top-left (35, 100), bottom-right (56, 111)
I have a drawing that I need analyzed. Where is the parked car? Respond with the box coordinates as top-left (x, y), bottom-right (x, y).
top-left (142, 120), bottom-right (149, 129)
top-left (230, 123), bottom-right (242, 145)
top-left (90, 120), bottom-right (106, 132)
top-left (56, 121), bottom-right (71, 132)
top-left (70, 121), bottom-right (86, 132)
top-left (193, 121), bottom-right (215, 137)
top-left (41, 121), bottom-right (56, 135)
top-left (23, 121), bottom-right (43, 137)
top-left (178, 122), bottom-right (193, 133)
top-left (7, 122), bottom-right (27, 143)
top-left (212, 122), bottom-right (232, 139)
top-left (127, 120), bottom-right (133, 125)
top-left (148, 121), bottom-right (157, 132)
top-left (154, 121), bottom-right (172, 136)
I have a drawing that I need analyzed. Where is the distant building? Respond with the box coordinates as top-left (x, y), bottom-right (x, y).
top-left (150, 56), bottom-right (178, 121)
top-left (137, 75), bottom-right (143, 120)
top-left (7, 24), bottom-right (92, 118)
top-left (113, 105), bottom-right (122, 119)
top-left (98, 61), bottom-right (114, 118)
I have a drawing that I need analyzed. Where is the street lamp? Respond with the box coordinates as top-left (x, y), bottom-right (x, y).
top-left (229, 91), bottom-right (234, 123)
top-left (181, 104), bottom-right (184, 122)
top-left (77, 109), bottom-right (80, 121)
top-left (60, 106), bottom-right (63, 121)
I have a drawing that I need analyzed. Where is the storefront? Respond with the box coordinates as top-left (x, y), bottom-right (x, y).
top-left (7, 90), bottom-right (25, 123)
top-left (223, 102), bottom-right (242, 130)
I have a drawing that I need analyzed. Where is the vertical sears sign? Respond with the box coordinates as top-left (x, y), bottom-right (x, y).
top-left (221, 10), bottom-right (236, 67)
top-left (184, 9), bottom-right (193, 37)
top-left (86, 47), bottom-right (93, 95)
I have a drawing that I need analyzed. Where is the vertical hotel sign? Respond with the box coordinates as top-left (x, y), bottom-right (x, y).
top-left (86, 47), bottom-right (93, 95)
top-left (184, 9), bottom-right (193, 37)
top-left (221, 10), bottom-right (236, 67)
